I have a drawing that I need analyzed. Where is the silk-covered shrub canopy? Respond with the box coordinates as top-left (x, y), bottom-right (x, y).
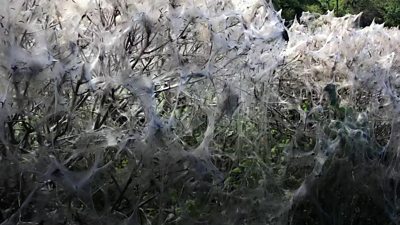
top-left (1, 0), bottom-right (400, 224)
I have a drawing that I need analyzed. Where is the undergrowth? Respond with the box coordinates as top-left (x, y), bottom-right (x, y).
top-left (0, 0), bottom-right (400, 224)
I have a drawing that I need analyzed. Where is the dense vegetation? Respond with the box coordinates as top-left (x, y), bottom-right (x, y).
top-left (273, 0), bottom-right (400, 27)
top-left (1, 0), bottom-right (400, 224)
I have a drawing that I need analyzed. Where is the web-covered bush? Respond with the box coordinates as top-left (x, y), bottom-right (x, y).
top-left (1, 0), bottom-right (400, 224)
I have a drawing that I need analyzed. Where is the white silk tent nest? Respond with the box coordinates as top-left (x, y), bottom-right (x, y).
top-left (0, 0), bottom-right (400, 224)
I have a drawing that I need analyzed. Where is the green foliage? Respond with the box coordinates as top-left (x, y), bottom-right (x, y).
top-left (384, 0), bottom-right (400, 27)
top-left (272, 0), bottom-right (324, 21)
top-left (273, 0), bottom-right (400, 26)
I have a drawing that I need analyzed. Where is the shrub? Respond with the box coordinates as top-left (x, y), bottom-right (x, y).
top-left (0, 0), bottom-right (400, 224)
